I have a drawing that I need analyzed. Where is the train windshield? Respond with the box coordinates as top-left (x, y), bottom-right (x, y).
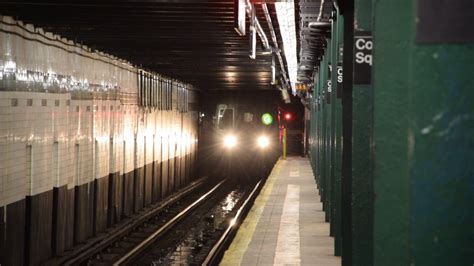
top-left (215, 104), bottom-right (271, 133)
top-left (219, 108), bottom-right (234, 130)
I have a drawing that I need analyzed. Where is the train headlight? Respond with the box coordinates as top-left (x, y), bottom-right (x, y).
top-left (223, 134), bottom-right (237, 148)
top-left (257, 135), bottom-right (270, 148)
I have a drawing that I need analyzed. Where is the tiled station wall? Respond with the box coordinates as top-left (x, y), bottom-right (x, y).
top-left (0, 16), bottom-right (199, 265)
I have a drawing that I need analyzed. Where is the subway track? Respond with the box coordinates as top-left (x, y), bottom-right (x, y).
top-left (50, 178), bottom-right (208, 266)
top-left (55, 178), bottom-right (262, 266)
top-left (130, 180), bottom-right (262, 265)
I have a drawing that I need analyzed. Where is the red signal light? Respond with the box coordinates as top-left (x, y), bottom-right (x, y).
top-left (284, 113), bottom-right (292, 120)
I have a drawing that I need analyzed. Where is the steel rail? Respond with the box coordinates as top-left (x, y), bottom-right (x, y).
top-left (113, 179), bottom-right (227, 265)
top-left (57, 177), bottom-right (207, 266)
top-left (202, 180), bottom-right (263, 265)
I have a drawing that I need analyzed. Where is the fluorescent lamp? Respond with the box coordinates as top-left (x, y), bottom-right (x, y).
top-left (275, 1), bottom-right (298, 94)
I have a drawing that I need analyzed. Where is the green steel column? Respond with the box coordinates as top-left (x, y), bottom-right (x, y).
top-left (372, 1), bottom-right (411, 265)
top-left (341, 1), bottom-right (354, 265)
top-left (309, 93), bottom-right (315, 171)
top-left (319, 60), bottom-right (327, 209)
top-left (335, 16), bottom-right (344, 257)
top-left (310, 93), bottom-right (315, 172)
top-left (329, 29), bottom-right (337, 238)
top-left (315, 76), bottom-right (321, 187)
top-left (314, 86), bottom-right (319, 184)
top-left (329, 18), bottom-right (337, 238)
top-left (321, 53), bottom-right (330, 220)
top-left (331, 7), bottom-right (344, 256)
top-left (325, 43), bottom-right (333, 225)
top-left (315, 71), bottom-right (322, 189)
top-left (352, 0), bottom-right (373, 265)
top-left (319, 71), bottom-right (323, 190)
top-left (313, 82), bottom-right (319, 185)
top-left (373, 1), bottom-right (474, 265)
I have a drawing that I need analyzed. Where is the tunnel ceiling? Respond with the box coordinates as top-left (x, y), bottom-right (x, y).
top-left (0, 0), bottom-right (285, 91)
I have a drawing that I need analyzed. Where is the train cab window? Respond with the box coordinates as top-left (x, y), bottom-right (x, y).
top-left (219, 109), bottom-right (234, 130)
top-left (243, 112), bottom-right (253, 123)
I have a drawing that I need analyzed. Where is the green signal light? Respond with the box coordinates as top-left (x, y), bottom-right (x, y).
top-left (261, 113), bottom-right (273, 125)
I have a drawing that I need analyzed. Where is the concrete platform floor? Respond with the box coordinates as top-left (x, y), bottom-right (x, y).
top-left (221, 156), bottom-right (340, 266)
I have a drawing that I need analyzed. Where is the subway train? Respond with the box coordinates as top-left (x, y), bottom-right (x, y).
top-left (200, 102), bottom-right (280, 183)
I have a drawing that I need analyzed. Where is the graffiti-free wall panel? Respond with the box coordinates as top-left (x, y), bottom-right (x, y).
top-left (0, 16), bottom-right (199, 265)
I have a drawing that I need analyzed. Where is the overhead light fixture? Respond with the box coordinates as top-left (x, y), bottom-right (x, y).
top-left (271, 54), bottom-right (276, 85)
top-left (275, 1), bottom-right (298, 95)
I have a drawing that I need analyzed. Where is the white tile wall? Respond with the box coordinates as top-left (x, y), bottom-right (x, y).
top-left (0, 16), bottom-right (198, 207)
top-left (0, 90), bottom-right (198, 207)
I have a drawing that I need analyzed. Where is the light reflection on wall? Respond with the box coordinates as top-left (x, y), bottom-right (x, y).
top-left (0, 59), bottom-right (120, 94)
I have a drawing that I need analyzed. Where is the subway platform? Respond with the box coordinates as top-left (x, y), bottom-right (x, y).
top-left (222, 157), bottom-right (340, 265)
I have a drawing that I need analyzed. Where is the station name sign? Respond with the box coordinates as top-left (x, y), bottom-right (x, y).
top-left (327, 64), bottom-right (343, 99)
top-left (354, 31), bottom-right (372, 84)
